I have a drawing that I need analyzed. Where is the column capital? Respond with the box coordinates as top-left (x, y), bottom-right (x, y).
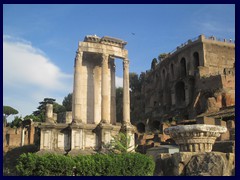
top-left (75, 51), bottom-right (83, 66)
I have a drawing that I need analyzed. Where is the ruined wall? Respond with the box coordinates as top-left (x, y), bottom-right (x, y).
top-left (3, 121), bottom-right (36, 152)
top-left (137, 35), bottom-right (235, 125)
top-left (203, 39), bottom-right (235, 75)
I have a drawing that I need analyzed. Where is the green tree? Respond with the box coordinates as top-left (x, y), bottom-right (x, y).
top-left (33, 98), bottom-right (65, 122)
top-left (151, 58), bottom-right (157, 70)
top-left (3, 106), bottom-right (19, 126)
top-left (158, 53), bottom-right (168, 62)
top-left (62, 93), bottom-right (72, 111)
top-left (103, 132), bottom-right (137, 154)
top-left (116, 87), bottom-right (123, 123)
top-left (24, 114), bottom-right (41, 122)
top-left (10, 116), bottom-right (22, 128)
top-left (129, 72), bottom-right (141, 93)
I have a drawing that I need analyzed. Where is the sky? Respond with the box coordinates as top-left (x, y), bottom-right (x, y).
top-left (3, 4), bottom-right (235, 121)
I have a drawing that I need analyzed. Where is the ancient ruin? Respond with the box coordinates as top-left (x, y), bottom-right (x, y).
top-left (164, 124), bottom-right (227, 152)
top-left (38, 35), bottom-right (135, 153)
top-left (3, 119), bottom-right (37, 152)
top-left (133, 35), bottom-right (235, 152)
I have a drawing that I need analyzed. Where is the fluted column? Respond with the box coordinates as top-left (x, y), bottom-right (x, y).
top-left (101, 54), bottom-right (110, 123)
top-left (72, 51), bottom-right (83, 123)
top-left (123, 59), bottom-right (130, 124)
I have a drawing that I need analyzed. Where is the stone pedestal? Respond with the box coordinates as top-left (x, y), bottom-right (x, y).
top-left (120, 123), bottom-right (135, 152)
top-left (38, 123), bottom-right (70, 154)
top-left (164, 124), bottom-right (227, 152)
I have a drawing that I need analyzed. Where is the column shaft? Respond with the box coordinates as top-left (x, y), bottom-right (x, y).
top-left (101, 54), bottom-right (110, 123)
top-left (72, 51), bottom-right (84, 123)
top-left (123, 59), bottom-right (130, 123)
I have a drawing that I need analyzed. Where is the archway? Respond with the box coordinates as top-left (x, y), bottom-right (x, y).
top-left (175, 81), bottom-right (185, 106)
top-left (180, 58), bottom-right (187, 77)
top-left (193, 52), bottom-right (200, 69)
top-left (170, 63), bottom-right (174, 79)
top-left (136, 123), bottom-right (145, 133)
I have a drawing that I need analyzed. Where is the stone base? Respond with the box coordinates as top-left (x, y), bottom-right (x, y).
top-left (67, 149), bottom-right (97, 156)
top-left (120, 123), bottom-right (136, 152)
top-left (154, 152), bottom-right (235, 176)
top-left (146, 145), bottom-right (179, 160)
top-left (36, 149), bottom-right (66, 155)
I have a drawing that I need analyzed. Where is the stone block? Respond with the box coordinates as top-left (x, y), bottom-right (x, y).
top-left (145, 134), bottom-right (154, 140)
top-left (154, 152), bottom-right (235, 176)
top-left (227, 120), bottom-right (235, 129)
top-left (196, 116), bottom-right (215, 125)
top-left (215, 119), bottom-right (226, 127)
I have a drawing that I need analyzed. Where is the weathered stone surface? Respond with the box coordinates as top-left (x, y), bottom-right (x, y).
top-left (185, 152), bottom-right (235, 176)
top-left (39, 35), bottom-right (135, 153)
top-left (154, 152), bottom-right (235, 176)
top-left (164, 124), bottom-right (227, 152)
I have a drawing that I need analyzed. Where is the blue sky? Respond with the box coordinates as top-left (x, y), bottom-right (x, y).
top-left (3, 4), bottom-right (235, 120)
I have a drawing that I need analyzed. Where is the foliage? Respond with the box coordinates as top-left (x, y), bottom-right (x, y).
top-left (62, 93), bottom-right (72, 111)
top-left (10, 116), bottom-right (22, 128)
top-left (116, 87), bottom-right (123, 122)
top-left (3, 145), bottom-right (38, 176)
top-left (3, 105), bottom-right (19, 126)
top-left (32, 98), bottom-right (66, 122)
top-left (24, 114), bottom-right (41, 122)
top-left (16, 152), bottom-right (155, 176)
top-left (158, 53), bottom-right (168, 62)
top-left (3, 106), bottom-right (19, 117)
top-left (151, 58), bottom-right (157, 70)
top-left (129, 72), bottom-right (141, 93)
top-left (103, 132), bottom-right (137, 154)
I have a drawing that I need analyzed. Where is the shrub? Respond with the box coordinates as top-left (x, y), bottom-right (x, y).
top-left (16, 152), bottom-right (155, 176)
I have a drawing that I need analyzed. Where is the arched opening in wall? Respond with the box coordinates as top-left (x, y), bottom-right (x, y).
top-left (136, 123), bottom-right (145, 133)
top-left (180, 58), bottom-right (187, 77)
top-left (193, 52), bottom-right (200, 69)
top-left (162, 69), bottom-right (166, 87)
top-left (170, 63), bottom-right (174, 79)
top-left (175, 81), bottom-right (185, 106)
top-left (150, 120), bottom-right (160, 132)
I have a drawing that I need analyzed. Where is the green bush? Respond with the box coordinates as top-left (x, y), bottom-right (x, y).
top-left (16, 152), bottom-right (155, 176)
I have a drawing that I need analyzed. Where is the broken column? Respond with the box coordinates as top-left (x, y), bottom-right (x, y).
top-left (164, 124), bottom-right (227, 152)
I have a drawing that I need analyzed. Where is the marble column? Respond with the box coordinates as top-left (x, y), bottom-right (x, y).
top-left (46, 104), bottom-right (54, 123)
top-left (101, 54), bottom-right (110, 124)
top-left (123, 59), bottom-right (130, 124)
top-left (110, 59), bottom-right (116, 125)
top-left (72, 51), bottom-right (83, 123)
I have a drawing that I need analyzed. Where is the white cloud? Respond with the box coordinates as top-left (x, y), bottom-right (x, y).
top-left (115, 76), bottom-right (123, 88)
top-left (3, 35), bottom-right (71, 90)
top-left (3, 35), bottom-right (72, 119)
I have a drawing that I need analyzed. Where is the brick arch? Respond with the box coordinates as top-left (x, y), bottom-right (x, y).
top-left (193, 52), bottom-right (200, 69)
top-left (175, 81), bottom-right (185, 106)
top-left (180, 57), bottom-right (187, 77)
top-left (170, 63), bottom-right (174, 79)
top-left (136, 123), bottom-right (145, 133)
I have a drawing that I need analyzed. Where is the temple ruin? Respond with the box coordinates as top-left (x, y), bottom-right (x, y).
top-left (39, 35), bottom-right (135, 154)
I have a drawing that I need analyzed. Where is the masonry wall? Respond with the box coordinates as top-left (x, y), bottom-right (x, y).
top-left (203, 40), bottom-right (235, 75)
top-left (137, 35), bottom-right (235, 125)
